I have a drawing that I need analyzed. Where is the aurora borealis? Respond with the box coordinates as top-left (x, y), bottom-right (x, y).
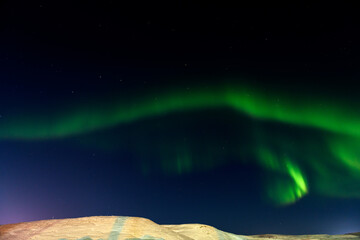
top-left (2, 83), bottom-right (360, 205)
top-left (1, 1), bottom-right (360, 236)
top-left (1, 82), bottom-right (360, 139)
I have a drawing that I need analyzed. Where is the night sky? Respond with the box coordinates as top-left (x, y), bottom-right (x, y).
top-left (1, 1), bottom-right (360, 235)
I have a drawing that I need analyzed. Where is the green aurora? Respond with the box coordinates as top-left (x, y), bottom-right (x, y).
top-left (1, 82), bottom-right (360, 205)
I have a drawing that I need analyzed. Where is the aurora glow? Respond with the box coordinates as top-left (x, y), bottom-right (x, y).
top-left (1, 82), bottom-right (360, 205)
top-left (256, 148), bottom-right (308, 205)
top-left (0, 83), bottom-right (359, 140)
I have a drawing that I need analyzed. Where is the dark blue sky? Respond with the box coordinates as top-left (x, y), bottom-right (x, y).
top-left (1, 1), bottom-right (360, 235)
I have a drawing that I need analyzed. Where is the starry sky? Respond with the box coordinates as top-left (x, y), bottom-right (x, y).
top-left (1, 1), bottom-right (360, 235)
